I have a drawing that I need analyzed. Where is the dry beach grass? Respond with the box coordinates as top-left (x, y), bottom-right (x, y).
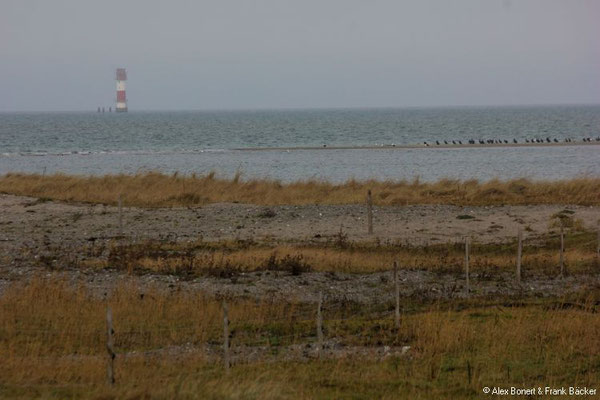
top-left (1, 278), bottom-right (599, 399)
top-left (98, 231), bottom-right (600, 276)
top-left (1, 172), bottom-right (599, 207)
top-left (1, 173), bottom-right (600, 398)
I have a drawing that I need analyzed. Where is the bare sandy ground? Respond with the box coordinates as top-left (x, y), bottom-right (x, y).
top-left (2, 194), bottom-right (599, 301)
top-left (1, 194), bottom-right (598, 248)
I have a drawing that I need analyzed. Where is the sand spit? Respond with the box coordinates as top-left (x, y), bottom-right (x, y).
top-left (235, 141), bottom-right (600, 151)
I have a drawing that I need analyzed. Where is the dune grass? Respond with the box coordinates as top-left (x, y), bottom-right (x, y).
top-left (68, 229), bottom-right (600, 276)
top-left (0, 278), bottom-right (598, 399)
top-left (1, 172), bottom-right (599, 207)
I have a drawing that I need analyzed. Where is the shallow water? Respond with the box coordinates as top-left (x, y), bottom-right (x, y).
top-left (1, 145), bottom-right (597, 183)
top-left (1, 106), bottom-right (599, 181)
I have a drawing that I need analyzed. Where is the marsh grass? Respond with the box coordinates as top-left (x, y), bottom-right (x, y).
top-left (2, 172), bottom-right (600, 207)
top-left (72, 230), bottom-right (600, 277)
top-left (0, 279), bottom-right (599, 399)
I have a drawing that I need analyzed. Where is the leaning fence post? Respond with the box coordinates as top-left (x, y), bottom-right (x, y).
top-left (317, 291), bottom-right (324, 358)
top-left (516, 229), bottom-right (523, 283)
top-left (367, 190), bottom-right (373, 235)
top-left (118, 194), bottom-right (123, 237)
top-left (106, 306), bottom-right (115, 385)
top-left (465, 237), bottom-right (470, 296)
top-left (393, 261), bottom-right (400, 329)
top-left (559, 222), bottom-right (565, 278)
top-left (223, 300), bottom-right (230, 370)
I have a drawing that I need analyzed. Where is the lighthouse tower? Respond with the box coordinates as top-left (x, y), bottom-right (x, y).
top-left (115, 68), bottom-right (128, 112)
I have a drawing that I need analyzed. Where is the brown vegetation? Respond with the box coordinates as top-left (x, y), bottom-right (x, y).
top-left (77, 230), bottom-right (600, 277)
top-left (1, 172), bottom-right (599, 207)
top-left (0, 278), bottom-right (599, 399)
top-left (2, 172), bottom-right (600, 398)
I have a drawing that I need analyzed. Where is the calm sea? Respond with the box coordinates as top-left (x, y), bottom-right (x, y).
top-left (1, 106), bottom-right (599, 182)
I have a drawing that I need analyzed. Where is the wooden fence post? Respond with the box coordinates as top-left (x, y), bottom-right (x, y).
top-left (317, 291), bottom-right (324, 358)
top-left (467, 360), bottom-right (472, 385)
top-left (367, 190), bottom-right (373, 235)
top-left (106, 306), bottom-right (115, 385)
top-left (465, 237), bottom-right (470, 296)
top-left (223, 300), bottom-right (230, 370)
top-left (393, 261), bottom-right (400, 329)
top-left (516, 229), bottom-right (523, 283)
top-left (118, 194), bottom-right (123, 237)
top-left (596, 221), bottom-right (599, 263)
top-left (559, 222), bottom-right (565, 278)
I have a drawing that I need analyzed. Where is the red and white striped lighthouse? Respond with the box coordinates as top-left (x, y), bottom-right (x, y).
top-left (115, 68), bottom-right (127, 112)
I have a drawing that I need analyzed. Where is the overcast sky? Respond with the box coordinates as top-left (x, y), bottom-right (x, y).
top-left (1, 0), bottom-right (599, 111)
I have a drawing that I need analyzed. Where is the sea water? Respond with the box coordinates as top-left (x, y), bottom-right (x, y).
top-left (1, 105), bottom-right (599, 182)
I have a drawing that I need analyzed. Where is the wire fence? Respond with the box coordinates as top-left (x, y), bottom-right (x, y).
top-left (2, 192), bottom-right (600, 384)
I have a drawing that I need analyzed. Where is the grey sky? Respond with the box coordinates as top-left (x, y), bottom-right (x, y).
top-left (1, 0), bottom-right (599, 111)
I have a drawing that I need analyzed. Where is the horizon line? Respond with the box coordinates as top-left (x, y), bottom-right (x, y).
top-left (1, 101), bottom-right (600, 114)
